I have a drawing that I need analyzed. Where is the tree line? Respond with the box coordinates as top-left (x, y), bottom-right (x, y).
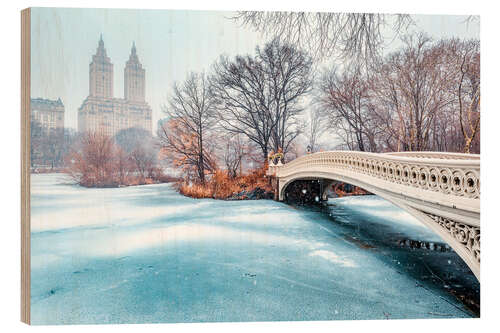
top-left (317, 34), bottom-right (479, 153)
top-left (30, 122), bottom-right (76, 170)
top-left (158, 38), bottom-right (314, 185)
top-left (158, 34), bottom-right (480, 186)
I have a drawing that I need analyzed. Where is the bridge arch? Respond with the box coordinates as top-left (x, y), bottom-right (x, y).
top-left (269, 151), bottom-right (480, 281)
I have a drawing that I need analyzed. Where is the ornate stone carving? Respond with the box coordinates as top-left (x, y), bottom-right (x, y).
top-left (384, 151), bottom-right (481, 160)
top-left (424, 212), bottom-right (480, 264)
top-left (268, 152), bottom-right (284, 166)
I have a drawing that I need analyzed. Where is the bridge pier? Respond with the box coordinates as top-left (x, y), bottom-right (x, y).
top-left (271, 176), bottom-right (279, 201)
top-left (321, 180), bottom-right (333, 201)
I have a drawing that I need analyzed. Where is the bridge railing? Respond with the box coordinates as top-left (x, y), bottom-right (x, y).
top-left (268, 151), bottom-right (480, 200)
top-left (384, 151), bottom-right (480, 160)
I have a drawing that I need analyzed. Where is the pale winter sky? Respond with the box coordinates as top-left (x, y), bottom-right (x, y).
top-left (30, 8), bottom-right (479, 134)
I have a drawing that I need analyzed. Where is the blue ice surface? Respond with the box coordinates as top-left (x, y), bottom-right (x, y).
top-left (30, 173), bottom-right (476, 324)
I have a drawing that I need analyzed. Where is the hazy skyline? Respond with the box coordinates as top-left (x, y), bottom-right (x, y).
top-left (30, 8), bottom-right (479, 132)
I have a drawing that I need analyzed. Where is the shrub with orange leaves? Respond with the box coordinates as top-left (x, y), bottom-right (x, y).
top-left (177, 166), bottom-right (274, 200)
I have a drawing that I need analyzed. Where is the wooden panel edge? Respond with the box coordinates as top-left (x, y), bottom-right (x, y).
top-left (21, 7), bottom-right (31, 325)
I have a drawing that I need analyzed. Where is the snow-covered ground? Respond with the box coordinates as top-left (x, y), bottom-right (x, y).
top-left (30, 174), bottom-right (477, 324)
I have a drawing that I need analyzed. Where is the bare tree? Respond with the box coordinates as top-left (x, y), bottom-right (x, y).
top-left (30, 124), bottom-right (76, 169)
top-left (130, 147), bottom-right (156, 181)
top-left (233, 12), bottom-right (412, 61)
top-left (114, 127), bottom-right (158, 181)
top-left (317, 64), bottom-right (378, 151)
top-left (115, 147), bottom-right (132, 185)
top-left (158, 72), bottom-right (217, 184)
top-left (210, 38), bottom-right (313, 162)
top-left (304, 108), bottom-right (328, 153)
top-left (370, 33), bottom-right (455, 151)
top-left (30, 120), bottom-right (43, 167)
top-left (441, 39), bottom-right (480, 153)
top-left (210, 54), bottom-right (272, 163)
top-left (114, 127), bottom-right (152, 153)
top-left (222, 134), bottom-right (247, 178)
top-left (66, 132), bottom-right (117, 187)
top-left (311, 34), bottom-right (479, 154)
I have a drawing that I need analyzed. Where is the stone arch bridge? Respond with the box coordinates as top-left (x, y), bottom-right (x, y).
top-left (267, 151), bottom-right (480, 280)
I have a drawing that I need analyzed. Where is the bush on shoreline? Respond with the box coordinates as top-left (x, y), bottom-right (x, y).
top-left (64, 132), bottom-right (176, 188)
top-left (177, 166), bottom-right (274, 200)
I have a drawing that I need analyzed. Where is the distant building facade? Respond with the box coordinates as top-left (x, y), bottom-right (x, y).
top-left (78, 36), bottom-right (152, 136)
top-left (30, 97), bottom-right (65, 134)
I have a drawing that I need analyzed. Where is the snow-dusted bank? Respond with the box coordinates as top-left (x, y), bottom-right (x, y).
top-left (30, 173), bottom-right (478, 324)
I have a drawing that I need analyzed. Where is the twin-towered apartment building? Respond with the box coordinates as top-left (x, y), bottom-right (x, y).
top-left (78, 35), bottom-right (152, 136)
top-left (31, 35), bottom-right (152, 136)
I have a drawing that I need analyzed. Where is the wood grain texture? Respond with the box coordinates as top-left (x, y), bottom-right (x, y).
top-left (21, 7), bottom-right (31, 325)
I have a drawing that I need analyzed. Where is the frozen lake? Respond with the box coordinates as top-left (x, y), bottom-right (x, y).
top-left (30, 173), bottom-right (479, 324)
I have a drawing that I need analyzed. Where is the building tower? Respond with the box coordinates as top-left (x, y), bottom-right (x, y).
top-left (124, 42), bottom-right (145, 102)
top-left (79, 37), bottom-right (152, 136)
top-left (89, 34), bottom-right (114, 98)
